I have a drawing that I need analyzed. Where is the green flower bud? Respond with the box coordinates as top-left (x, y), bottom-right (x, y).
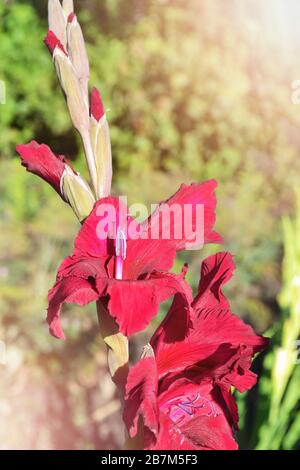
top-left (54, 48), bottom-right (90, 134)
top-left (62, 165), bottom-right (95, 222)
top-left (90, 87), bottom-right (112, 198)
top-left (67, 13), bottom-right (90, 102)
top-left (48, 0), bottom-right (67, 47)
top-left (62, 0), bottom-right (74, 18)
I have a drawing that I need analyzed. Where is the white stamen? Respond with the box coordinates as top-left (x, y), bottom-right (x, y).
top-left (115, 227), bottom-right (127, 260)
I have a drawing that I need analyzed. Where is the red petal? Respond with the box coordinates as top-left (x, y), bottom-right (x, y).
top-left (213, 384), bottom-right (239, 431)
top-left (231, 368), bottom-right (257, 392)
top-left (47, 276), bottom-right (100, 339)
top-left (191, 307), bottom-right (268, 351)
top-left (107, 272), bottom-right (193, 336)
top-left (73, 196), bottom-right (131, 258)
top-left (91, 87), bottom-right (105, 121)
top-left (221, 346), bottom-right (260, 392)
top-left (56, 255), bottom-right (108, 281)
top-left (47, 254), bottom-right (110, 339)
top-left (180, 414), bottom-right (238, 450)
top-left (151, 290), bottom-right (191, 351)
top-left (142, 180), bottom-right (223, 250)
top-left (149, 412), bottom-right (197, 450)
top-left (124, 239), bottom-right (176, 279)
top-left (123, 357), bottom-right (159, 439)
top-left (150, 264), bottom-right (191, 360)
top-left (16, 141), bottom-right (67, 199)
top-left (193, 252), bottom-right (235, 311)
top-left (191, 252), bottom-right (268, 353)
top-left (155, 342), bottom-right (220, 379)
top-left (188, 344), bottom-right (262, 393)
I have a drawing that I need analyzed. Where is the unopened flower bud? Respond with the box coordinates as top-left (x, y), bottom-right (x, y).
top-left (45, 29), bottom-right (67, 55)
top-left (62, 0), bottom-right (74, 18)
top-left (67, 13), bottom-right (90, 102)
top-left (62, 165), bottom-right (95, 221)
top-left (45, 31), bottom-right (90, 134)
top-left (48, 0), bottom-right (67, 47)
top-left (16, 141), bottom-right (95, 222)
top-left (16, 140), bottom-right (67, 199)
top-left (90, 87), bottom-right (112, 198)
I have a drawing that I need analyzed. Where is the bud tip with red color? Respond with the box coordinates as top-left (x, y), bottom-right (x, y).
top-left (67, 12), bottom-right (76, 23)
top-left (91, 87), bottom-right (105, 121)
top-left (44, 30), bottom-right (67, 55)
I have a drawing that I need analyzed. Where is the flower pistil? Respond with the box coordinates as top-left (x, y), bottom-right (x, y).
top-left (115, 227), bottom-right (127, 280)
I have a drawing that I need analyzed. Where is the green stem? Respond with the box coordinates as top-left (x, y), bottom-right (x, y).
top-left (96, 301), bottom-right (129, 395)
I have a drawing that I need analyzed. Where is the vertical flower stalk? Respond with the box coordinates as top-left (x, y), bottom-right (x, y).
top-left (97, 302), bottom-right (129, 395)
top-left (45, 1), bottom-right (128, 393)
top-left (16, 1), bottom-right (268, 450)
top-left (46, 0), bottom-right (112, 200)
top-left (98, 227), bottom-right (128, 394)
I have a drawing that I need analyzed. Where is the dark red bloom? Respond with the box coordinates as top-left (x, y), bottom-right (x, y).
top-left (123, 252), bottom-right (268, 450)
top-left (16, 141), bottom-right (73, 201)
top-left (47, 181), bottom-right (222, 338)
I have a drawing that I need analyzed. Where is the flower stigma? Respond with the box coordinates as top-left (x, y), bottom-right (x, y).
top-left (115, 227), bottom-right (127, 280)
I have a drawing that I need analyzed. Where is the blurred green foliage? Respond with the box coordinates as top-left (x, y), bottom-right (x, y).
top-left (0, 0), bottom-right (300, 449)
top-left (237, 192), bottom-right (300, 450)
top-left (0, 1), bottom-right (72, 156)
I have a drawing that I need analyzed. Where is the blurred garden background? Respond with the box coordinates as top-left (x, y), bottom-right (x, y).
top-left (0, 0), bottom-right (300, 449)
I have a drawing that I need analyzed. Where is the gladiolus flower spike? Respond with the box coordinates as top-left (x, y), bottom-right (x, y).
top-left (15, 0), bottom-right (268, 451)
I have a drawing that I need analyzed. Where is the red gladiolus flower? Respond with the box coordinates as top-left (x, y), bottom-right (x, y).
top-left (123, 252), bottom-right (268, 450)
top-left (47, 180), bottom-right (222, 338)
